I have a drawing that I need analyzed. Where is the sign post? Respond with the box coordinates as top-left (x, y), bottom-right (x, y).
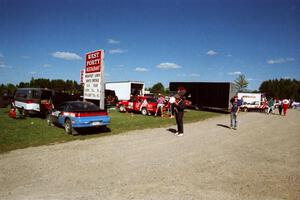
top-left (84, 49), bottom-right (105, 109)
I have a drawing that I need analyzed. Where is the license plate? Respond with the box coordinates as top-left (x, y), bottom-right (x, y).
top-left (92, 121), bottom-right (102, 126)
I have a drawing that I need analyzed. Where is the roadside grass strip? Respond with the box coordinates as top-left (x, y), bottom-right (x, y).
top-left (0, 107), bottom-right (221, 153)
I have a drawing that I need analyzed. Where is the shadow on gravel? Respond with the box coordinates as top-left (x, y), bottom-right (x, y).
top-left (216, 124), bottom-right (231, 129)
top-left (74, 126), bottom-right (111, 136)
top-left (167, 128), bottom-right (177, 133)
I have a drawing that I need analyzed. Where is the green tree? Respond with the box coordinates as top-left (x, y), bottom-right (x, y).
top-left (150, 82), bottom-right (165, 95)
top-left (259, 78), bottom-right (300, 101)
top-left (6, 83), bottom-right (16, 95)
top-left (51, 79), bottom-right (66, 91)
top-left (234, 74), bottom-right (249, 92)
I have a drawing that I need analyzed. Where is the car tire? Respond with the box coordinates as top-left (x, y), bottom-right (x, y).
top-left (243, 107), bottom-right (248, 112)
top-left (141, 108), bottom-right (148, 115)
top-left (119, 105), bottom-right (126, 112)
top-left (64, 119), bottom-right (78, 135)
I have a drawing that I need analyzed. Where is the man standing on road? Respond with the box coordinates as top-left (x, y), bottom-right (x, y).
top-left (174, 94), bottom-right (185, 136)
top-left (230, 96), bottom-right (240, 130)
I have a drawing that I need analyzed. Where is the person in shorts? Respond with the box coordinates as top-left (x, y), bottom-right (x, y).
top-left (155, 94), bottom-right (165, 117)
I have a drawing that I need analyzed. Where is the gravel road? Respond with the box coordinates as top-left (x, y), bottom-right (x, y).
top-left (1, 109), bottom-right (300, 200)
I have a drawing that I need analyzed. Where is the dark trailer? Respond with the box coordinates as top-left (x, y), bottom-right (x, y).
top-left (169, 82), bottom-right (237, 112)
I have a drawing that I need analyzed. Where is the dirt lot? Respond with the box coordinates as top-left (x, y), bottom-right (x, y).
top-left (1, 109), bottom-right (300, 200)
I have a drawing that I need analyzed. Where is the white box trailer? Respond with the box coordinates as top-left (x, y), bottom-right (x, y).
top-left (105, 81), bottom-right (145, 100)
top-left (237, 92), bottom-right (267, 112)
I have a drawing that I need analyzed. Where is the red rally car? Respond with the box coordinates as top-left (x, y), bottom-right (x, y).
top-left (117, 96), bottom-right (158, 115)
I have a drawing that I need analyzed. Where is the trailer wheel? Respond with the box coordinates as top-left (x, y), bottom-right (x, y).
top-left (243, 107), bottom-right (248, 112)
top-left (141, 108), bottom-right (148, 115)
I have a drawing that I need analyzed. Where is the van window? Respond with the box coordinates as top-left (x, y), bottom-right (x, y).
top-left (16, 90), bottom-right (28, 98)
top-left (31, 90), bottom-right (41, 99)
top-left (41, 91), bottom-right (53, 100)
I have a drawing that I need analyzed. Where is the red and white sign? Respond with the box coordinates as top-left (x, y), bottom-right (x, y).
top-left (85, 50), bottom-right (104, 73)
top-left (83, 49), bottom-right (105, 107)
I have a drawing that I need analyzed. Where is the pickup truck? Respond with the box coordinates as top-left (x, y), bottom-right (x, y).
top-left (117, 96), bottom-right (158, 115)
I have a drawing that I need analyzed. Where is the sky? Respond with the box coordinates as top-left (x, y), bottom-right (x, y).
top-left (0, 0), bottom-right (299, 90)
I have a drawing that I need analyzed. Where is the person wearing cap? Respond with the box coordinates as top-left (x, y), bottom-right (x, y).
top-left (174, 94), bottom-right (185, 136)
top-left (230, 95), bottom-right (240, 130)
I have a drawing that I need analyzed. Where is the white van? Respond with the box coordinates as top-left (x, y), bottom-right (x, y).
top-left (14, 88), bottom-right (54, 116)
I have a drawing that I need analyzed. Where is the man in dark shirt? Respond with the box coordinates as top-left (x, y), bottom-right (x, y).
top-left (174, 94), bottom-right (185, 136)
top-left (230, 96), bottom-right (240, 130)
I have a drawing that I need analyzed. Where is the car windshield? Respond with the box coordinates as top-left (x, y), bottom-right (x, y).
top-left (68, 102), bottom-right (100, 112)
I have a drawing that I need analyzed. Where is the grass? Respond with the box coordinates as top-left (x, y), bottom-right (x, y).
top-left (0, 107), bottom-right (222, 153)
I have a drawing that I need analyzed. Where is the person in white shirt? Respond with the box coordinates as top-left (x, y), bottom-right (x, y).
top-left (168, 95), bottom-right (176, 118)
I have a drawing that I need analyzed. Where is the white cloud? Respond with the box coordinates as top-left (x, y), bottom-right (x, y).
top-left (135, 67), bottom-right (148, 72)
top-left (156, 62), bottom-right (181, 69)
top-left (206, 50), bottom-right (218, 56)
top-left (189, 73), bottom-right (200, 77)
top-left (21, 55), bottom-right (31, 59)
top-left (42, 64), bottom-right (51, 67)
top-left (51, 51), bottom-right (82, 60)
top-left (0, 57), bottom-right (11, 68)
top-left (109, 49), bottom-right (126, 54)
top-left (177, 73), bottom-right (187, 77)
top-left (108, 38), bottom-right (120, 44)
top-left (286, 57), bottom-right (295, 62)
top-left (0, 62), bottom-right (6, 68)
top-left (30, 71), bottom-right (36, 75)
top-left (267, 57), bottom-right (295, 64)
top-left (228, 71), bottom-right (242, 75)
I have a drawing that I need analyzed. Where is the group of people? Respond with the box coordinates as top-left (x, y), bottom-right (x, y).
top-left (230, 96), bottom-right (292, 131)
top-left (266, 98), bottom-right (290, 116)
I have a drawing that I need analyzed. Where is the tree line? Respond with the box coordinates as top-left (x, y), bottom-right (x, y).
top-left (0, 78), bottom-right (83, 96)
top-left (259, 78), bottom-right (300, 101)
top-left (1, 78), bottom-right (299, 102)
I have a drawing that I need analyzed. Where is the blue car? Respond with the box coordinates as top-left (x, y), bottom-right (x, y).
top-left (47, 101), bottom-right (110, 135)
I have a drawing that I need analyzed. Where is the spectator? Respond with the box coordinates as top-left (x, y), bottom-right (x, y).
top-left (276, 98), bottom-right (283, 115)
top-left (155, 94), bottom-right (165, 117)
top-left (230, 96), bottom-right (240, 130)
top-left (174, 94), bottom-right (185, 136)
top-left (282, 99), bottom-right (289, 116)
top-left (267, 98), bottom-right (275, 114)
top-left (168, 95), bottom-right (176, 118)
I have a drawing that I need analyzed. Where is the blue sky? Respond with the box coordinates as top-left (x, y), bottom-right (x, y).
top-left (0, 0), bottom-right (299, 90)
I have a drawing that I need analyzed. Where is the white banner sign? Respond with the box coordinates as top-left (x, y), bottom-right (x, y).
top-left (84, 72), bottom-right (102, 100)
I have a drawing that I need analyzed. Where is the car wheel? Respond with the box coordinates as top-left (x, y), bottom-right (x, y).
top-left (141, 108), bottom-right (148, 115)
top-left (64, 119), bottom-right (72, 134)
top-left (65, 119), bottom-right (78, 135)
top-left (46, 113), bottom-right (53, 126)
top-left (243, 107), bottom-right (248, 112)
top-left (119, 105), bottom-right (126, 112)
